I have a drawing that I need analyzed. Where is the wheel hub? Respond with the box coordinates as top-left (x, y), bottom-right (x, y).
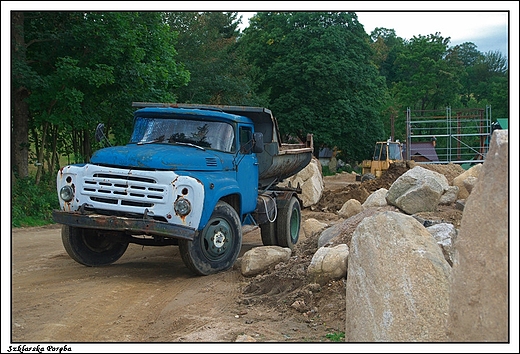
top-left (212, 229), bottom-right (226, 249)
top-left (201, 217), bottom-right (234, 260)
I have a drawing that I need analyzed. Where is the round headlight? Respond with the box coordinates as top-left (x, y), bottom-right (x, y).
top-left (60, 185), bottom-right (74, 202)
top-left (174, 198), bottom-right (191, 216)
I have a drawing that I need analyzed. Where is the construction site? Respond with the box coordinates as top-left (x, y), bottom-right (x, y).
top-left (405, 106), bottom-right (506, 167)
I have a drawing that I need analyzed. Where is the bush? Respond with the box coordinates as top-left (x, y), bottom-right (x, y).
top-left (12, 174), bottom-right (59, 227)
top-left (321, 165), bottom-right (335, 176)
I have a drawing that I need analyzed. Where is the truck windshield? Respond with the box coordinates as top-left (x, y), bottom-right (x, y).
top-left (130, 117), bottom-right (235, 152)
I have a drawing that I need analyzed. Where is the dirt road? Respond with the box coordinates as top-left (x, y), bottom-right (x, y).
top-left (8, 223), bottom-right (343, 347)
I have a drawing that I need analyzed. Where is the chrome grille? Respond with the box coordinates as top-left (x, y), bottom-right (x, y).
top-left (81, 173), bottom-right (167, 207)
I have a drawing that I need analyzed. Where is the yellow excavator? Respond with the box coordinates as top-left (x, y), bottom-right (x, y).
top-left (358, 139), bottom-right (404, 182)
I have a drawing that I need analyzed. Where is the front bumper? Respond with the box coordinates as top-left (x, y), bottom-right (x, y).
top-left (52, 210), bottom-right (196, 241)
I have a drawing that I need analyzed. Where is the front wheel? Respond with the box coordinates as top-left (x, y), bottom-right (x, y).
top-left (61, 226), bottom-right (129, 266)
top-left (361, 173), bottom-right (376, 183)
top-left (276, 196), bottom-right (301, 250)
top-left (179, 201), bottom-right (242, 276)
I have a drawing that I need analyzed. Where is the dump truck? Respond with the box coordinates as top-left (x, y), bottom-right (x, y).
top-left (52, 103), bottom-right (313, 275)
top-left (358, 139), bottom-right (404, 182)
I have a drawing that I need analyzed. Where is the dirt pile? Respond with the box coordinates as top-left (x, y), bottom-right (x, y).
top-left (314, 162), bottom-right (465, 213)
top-left (238, 226), bottom-right (347, 333)
top-left (314, 162), bottom-right (410, 212)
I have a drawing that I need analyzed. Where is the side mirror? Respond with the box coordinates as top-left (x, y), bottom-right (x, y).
top-left (95, 123), bottom-right (105, 143)
top-left (95, 123), bottom-right (112, 147)
top-left (252, 132), bottom-right (264, 153)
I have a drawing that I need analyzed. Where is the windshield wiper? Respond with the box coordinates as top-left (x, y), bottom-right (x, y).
top-left (174, 141), bottom-right (206, 150)
top-left (137, 135), bottom-right (165, 145)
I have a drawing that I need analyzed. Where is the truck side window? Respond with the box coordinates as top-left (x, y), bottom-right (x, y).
top-left (239, 127), bottom-right (253, 154)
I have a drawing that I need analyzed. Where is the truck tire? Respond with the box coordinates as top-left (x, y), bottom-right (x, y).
top-left (61, 225), bottom-right (129, 266)
top-left (260, 221), bottom-right (277, 246)
top-left (179, 201), bottom-right (242, 276)
top-left (361, 173), bottom-right (376, 182)
top-left (276, 196), bottom-right (301, 250)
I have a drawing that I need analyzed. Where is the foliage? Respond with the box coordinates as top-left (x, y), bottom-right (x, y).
top-left (19, 11), bottom-right (190, 169)
top-left (321, 165), bottom-right (335, 177)
top-left (325, 331), bottom-right (345, 342)
top-left (12, 175), bottom-right (59, 227)
top-left (392, 33), bottom-right (465, 111)
top-left (166, 12), bottom-right (265, 106)
top-left (447, 44), bottom-right (508, 117)
top-left (237, 12), bottom-right (387, 163)
top-left (369, 27), bottom-right (406, 87)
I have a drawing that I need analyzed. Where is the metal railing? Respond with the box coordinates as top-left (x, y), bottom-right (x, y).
top-left (405, 106), bottom-right (491, 165)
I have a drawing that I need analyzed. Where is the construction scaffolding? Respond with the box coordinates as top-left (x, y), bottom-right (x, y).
top-left (405, 106), bottom-right (492, 164)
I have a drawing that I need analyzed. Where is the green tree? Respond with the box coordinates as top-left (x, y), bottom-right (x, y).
top-left (369, 27), bottom-right (405, 87)
top-left (368, 27), bottom-right (407, 141)
top-left (166, 12), bottom-right (262, 106)
top-left (447, 42), bottom-right (481, 107)
top-left (237, 12), bottom-right (387, 162)
top-left (392, 33), bottom-right (465, 112)
top-left (14, 11), bottom-right (190, 183)
top-left (447, 43), bottom-right (508, 118)
top-left (472, 50), bottom-right (508, 118)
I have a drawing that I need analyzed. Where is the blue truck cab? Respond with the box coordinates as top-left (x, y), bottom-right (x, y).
top-left (52, 103), bottom-right (313, 275)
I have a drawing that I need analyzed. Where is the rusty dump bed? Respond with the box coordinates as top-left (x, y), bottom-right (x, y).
top-left (132, 102), bottom-right (314, 188)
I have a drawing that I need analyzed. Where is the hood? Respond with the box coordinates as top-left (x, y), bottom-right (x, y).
top-left (90, 144), bottom-right (228, 171)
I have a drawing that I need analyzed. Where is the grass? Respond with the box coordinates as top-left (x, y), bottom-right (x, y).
top-left (11, 174), bottom-right (59, 228)
top-left (325, 331), bottom-right (345, 342)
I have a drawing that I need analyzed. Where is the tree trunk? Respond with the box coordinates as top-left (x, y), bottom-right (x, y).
top-left (11, 11), bottom-right (30, 179)
top-left (49, 125), bottom-right (58, 176)
top-left (35, 121), bottom-right (49, 185)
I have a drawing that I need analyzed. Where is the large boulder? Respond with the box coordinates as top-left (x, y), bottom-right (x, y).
top-left (280, 156), bottom-right (324, 207)
top-left (307, 244), bottom-right (349, 285)
top-left (447, 130), bottom-right (509, 342)
top-left (338, 199), bottom-right (363, 218)
top-left (345, 211), bottom-right (451, 342)
top-left (318, 206), bottom-right (398, 248)
top-left (452, 163), bottom-right (482, 199)
top-left (239, 246), bottom-right (291, 277)
top-left (386, 166), bottom-right (449, 214)
top-left (362, 188), bottom-right (388, 208)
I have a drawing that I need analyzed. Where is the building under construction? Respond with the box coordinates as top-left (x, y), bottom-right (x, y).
top-left (404, 106), bottom-right (501, 165)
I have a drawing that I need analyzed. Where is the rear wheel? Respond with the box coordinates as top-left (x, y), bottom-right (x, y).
top-left (179, 201), bottom-right (242, 275)
top-left (61, 226), bottom-right (129, 266)
top-left (276, 196), bottom-right (301, 250)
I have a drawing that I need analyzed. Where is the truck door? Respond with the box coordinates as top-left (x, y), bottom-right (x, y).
top-left (237, 125), bottom-right (259, 213)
